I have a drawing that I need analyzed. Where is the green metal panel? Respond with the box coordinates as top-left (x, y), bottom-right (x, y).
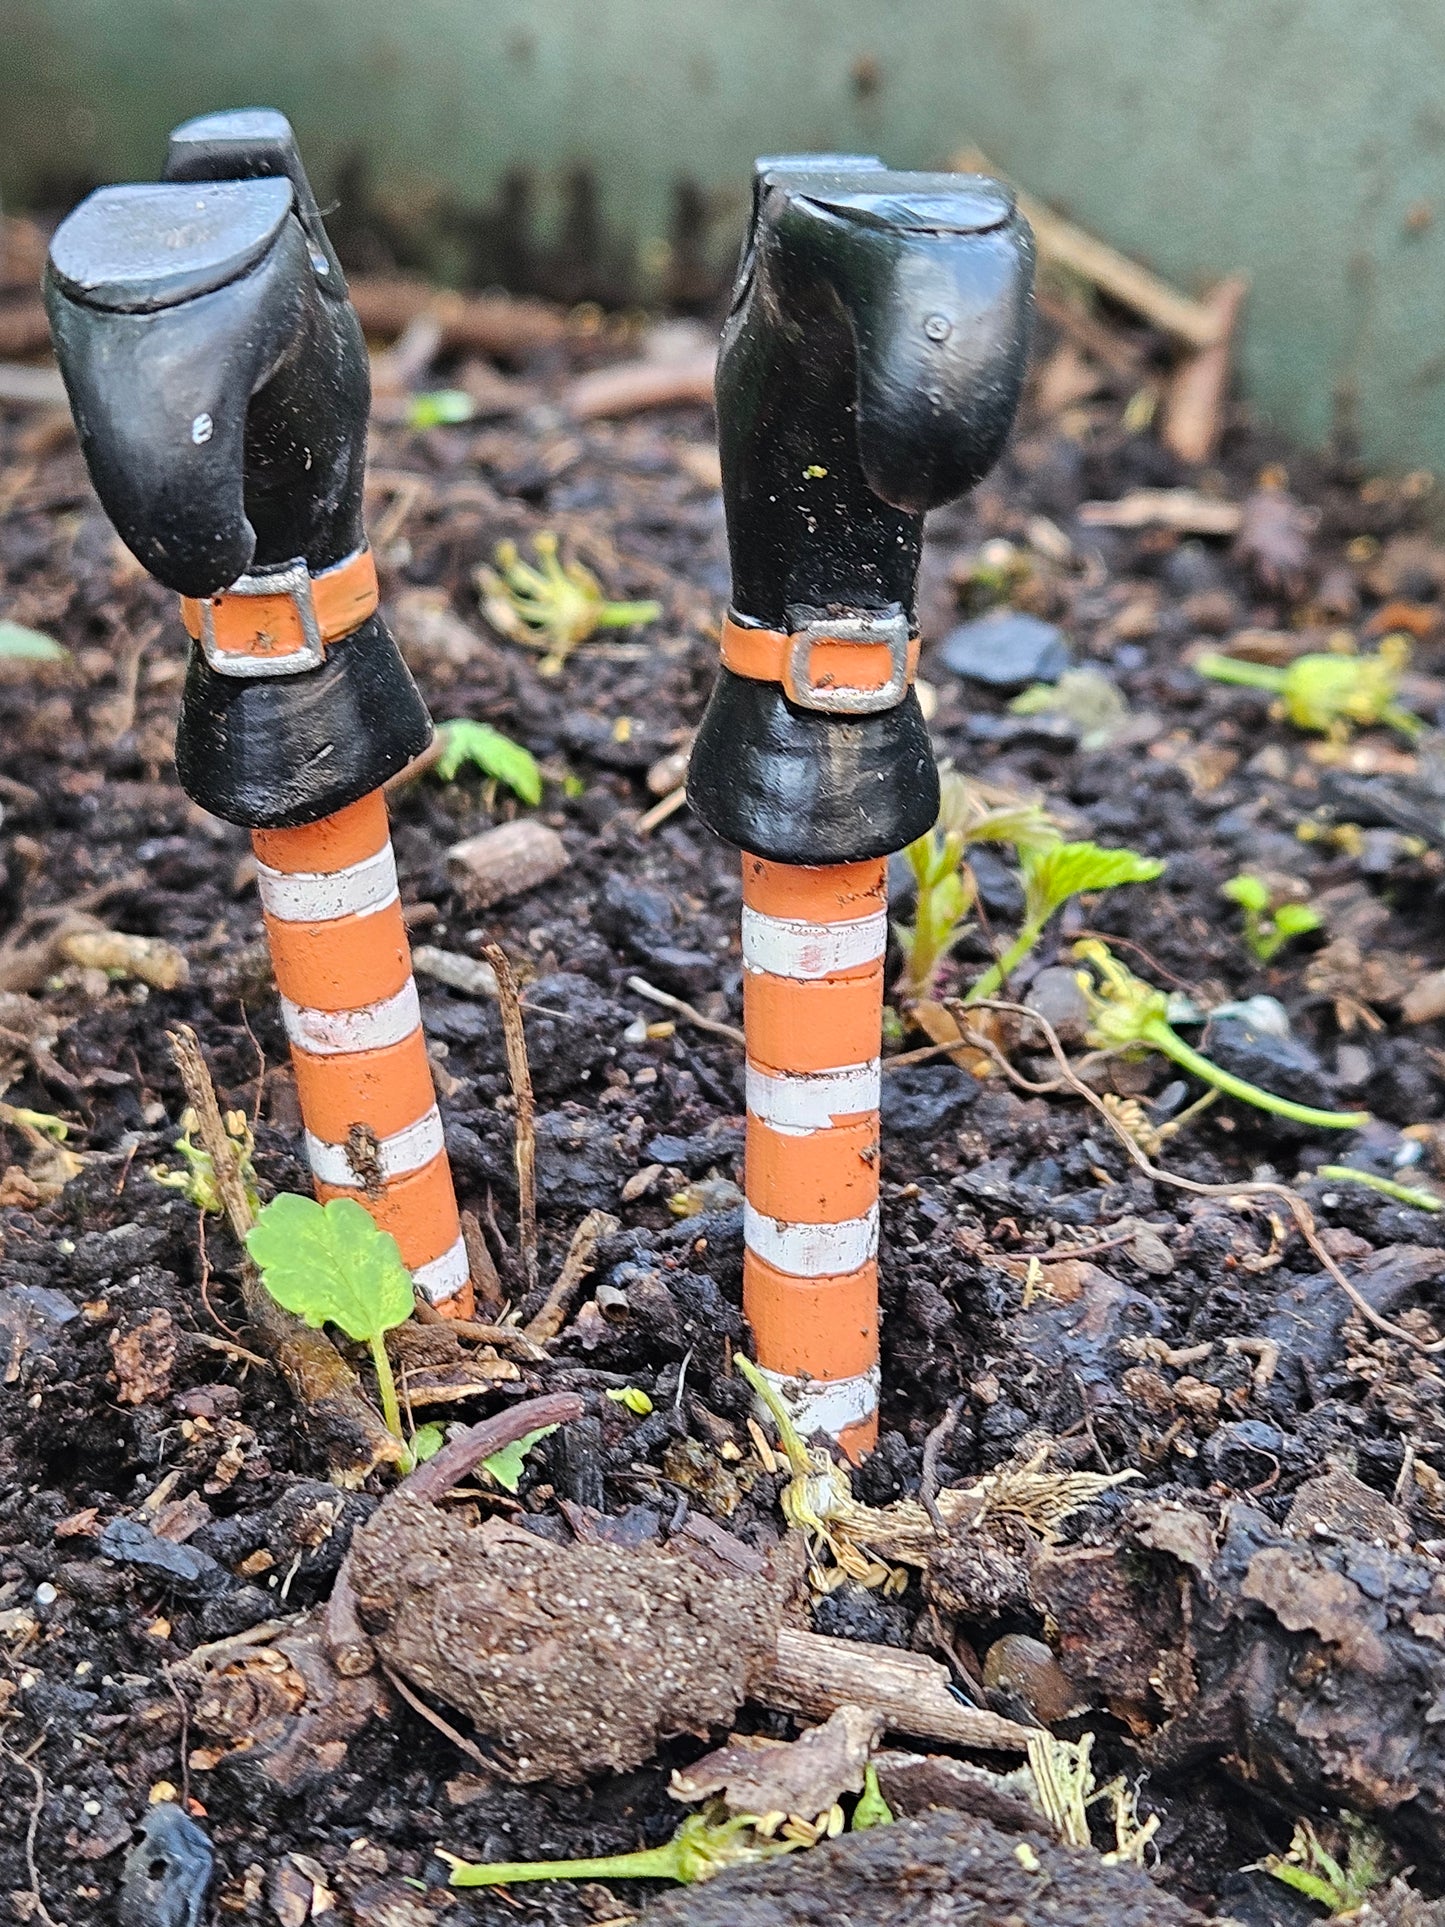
top-left (1, 0), bottom-right (1443, 469)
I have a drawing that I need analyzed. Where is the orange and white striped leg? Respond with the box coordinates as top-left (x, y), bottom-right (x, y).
top-left (251, 790), bottom-right (473, 1319)
top-left (741, 854), bottom-right (887, 1462)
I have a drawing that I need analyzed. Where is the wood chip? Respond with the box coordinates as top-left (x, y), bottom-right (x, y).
top-left (447, 820), bottom-right (568, 909)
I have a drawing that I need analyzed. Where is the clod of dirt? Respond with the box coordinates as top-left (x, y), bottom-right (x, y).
top-left (635, 1808), bottom-right (1204, 1925)
top-left (1355, 1885), bottom-right (1445, 1926)
top-left (346, 1497), bottom-right (800, 1782)
top-left (189, 1620), bottom-right (388, 1791)
top-left (1033, 1497), bottom-right (1445, 1855)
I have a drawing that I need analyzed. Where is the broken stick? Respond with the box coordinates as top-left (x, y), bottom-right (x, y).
top-left (954, 148), bottom-right (1224, 350)
top-left (757, 1628), bottom-right (1031, 1755)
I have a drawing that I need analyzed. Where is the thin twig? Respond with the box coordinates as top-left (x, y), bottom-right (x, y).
top-left (627, 975), bottom-right (744, 1046)
top-left (162, 1660), bottom-right (192, 1809)
top-left (382, 1663), bottom-right (493, 1769)
top-left (186, 1330), bottom-right (270, 1371)
top-left (919, 1397), bottom-right (965, 1535)
top-left (525, 1207), bottom-right (620, 1344)
top-left (482, 944), bottom-right (538, 1295)
top-left (460, 1206), bottom-right (506, 1316)
top-left (0, 1740), bottom-right (61, 1927)
top-left (953, 999), bottom-right (1444, 1356)
top-left (636, 784), bottom-right (689, 834)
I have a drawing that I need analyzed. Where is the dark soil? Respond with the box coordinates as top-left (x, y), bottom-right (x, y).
top-left (2, 214), bottom-right (1444, 1926)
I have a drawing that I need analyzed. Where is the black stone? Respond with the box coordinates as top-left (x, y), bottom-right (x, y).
top-left (938, 609), bottom-right (1070, 689)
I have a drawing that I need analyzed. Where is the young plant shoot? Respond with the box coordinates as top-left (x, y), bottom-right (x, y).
top-left (477, 531), bottom-right (661, 674)
top-left (433, 718), bottom-right (543, 804)
top-left (1074, 940), bottom-right (1369, 1130)
top-left (246, 1193), bottom-right (416, 1464)
top-left (441, 1809), bottom-right (805, 1891)
top-left (965, 840), bottom-right (1164, 1004)
top-left (1196, 637), bottom-right (1421, 740)
top-left (896, 771), bottom-right (1064, 1002)
top-left (1221, 873), bottom-right (1322, 963)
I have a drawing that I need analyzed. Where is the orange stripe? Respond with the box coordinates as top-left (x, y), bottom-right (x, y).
top-left (744, 967), bottom-right (883, 1075)
top-left (289, 1031), bottom-right (438, 1142)
top-left (743, 856), bottom-right (887, 923)
top-left (181, 548), bottom-right (378, 655)
top-left (721, 620), bottom-right (919, 694)
top-left (315, 1148), bottom-right (461, 1270)
top-left (264, 899), bottom-right (413, 1011)
top-left (436, 1279), bottom-right (475, 1320)
top-left (744, 1251), bottom-right (878, 1380)
top-left (837, 1413), bottom-right (878, 1461)
top-left (745, 1113), bottom-right (879, 1223)
top-left (252, 791), bottom-right (390, 874)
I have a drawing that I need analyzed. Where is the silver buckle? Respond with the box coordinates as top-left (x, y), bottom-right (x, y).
top-left (783, 612), bottom-right (911, 715)
top-left (197, 558), bottom-right (325, 679)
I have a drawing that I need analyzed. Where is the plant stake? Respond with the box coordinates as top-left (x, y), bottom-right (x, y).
top-left (688, 158), bottom-right (1034, 1456)
top-left (45, 111), bottom-right (471, 1315)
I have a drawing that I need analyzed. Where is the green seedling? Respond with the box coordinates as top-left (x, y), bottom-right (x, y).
top-left (0, 620), bottom-right (68, 663)
top-left (410, 1423), bottom-right (447, 1464)
top-left (1010, 666), bottom-right (1132, 749)
top-left (1262, 1815), bottom-right (1391, 1914)
top-left (965, 841), bottom-right (1163, 1005)
top-left (440, 1808), bottom-right (803, 1890)
top-left (0, 1103), bottom-right (71, 1143)
top-left (1074, 939), bottom-right (1369, 1131)
top-left (852, 1765), bottom-right (893, 1831)
top-left (606, 1385), bottom-right (655, 1415)
top-left (480, 1423), bottom-right (558, 1493)
top-left (433, 718), bottom-right (543, 804)
top-left (151, 1107), bottom-right (259, 1217)
top-left (896, 772), bottom-right (1063, 1002)
top-left (477, 532), bottom-right (662, 675)
top-left (1197, 637), bottom-right (1421, 740)
top-left (246, 1194), bottom-right (416, 1465)
top-left (1317, 1164), bottom-right (1444, 1211)
top-left (407, 389), bottom-right (475, 430)
top-left (1221, 873), bottom-right (1323, 964)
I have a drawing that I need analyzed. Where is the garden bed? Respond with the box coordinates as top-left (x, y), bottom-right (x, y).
top-left (1, 235), bottom-right (1443, 1924)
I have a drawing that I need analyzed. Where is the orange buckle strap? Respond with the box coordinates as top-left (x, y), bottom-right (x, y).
top-left (179, 545), bottom-right (379, 679)
top-left (720, 612), bottom-right (918, 715)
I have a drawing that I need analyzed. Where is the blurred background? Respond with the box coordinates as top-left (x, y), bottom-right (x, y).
top-left (1, 0), bottom-right (1443, 473)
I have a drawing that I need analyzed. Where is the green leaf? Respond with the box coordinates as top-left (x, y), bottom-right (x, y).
top-left (0, 621), bottom-right (68, 663)
top-left (407, 389), bottom-right (476, 429)
top-left (1221, 873), bottom-right (1270, 913)
top-left (434, 719), bottom-right (543, 804)
top-left (1021, 840), bottom-right (1165, 929)
top-left (1273, 903), bottom-right (1323, 939)
top-left (606, 1386), bottom-right (654, 1415)
top-left (411, 1423), bottom-right (447, 1463)
top-left (482, 1423), bottom-right (558, 1492)
top-left (245, 1194), bottom-right (414, 1343)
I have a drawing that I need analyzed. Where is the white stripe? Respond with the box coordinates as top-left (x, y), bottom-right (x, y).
top-left (746, 1059), bottom-right (880, 1136)
top-left (281, 978), bottom-right (421, 1056)
top-left (411, 1235), bottom-right (470, 1306)
top-left (257, 842), bottom-right (398, 923)
top-left (744, 1201), bottom-right (878, 1277)
top-left (742, 905), bottom-right (886, 980)
top-left (754, 1363), bottom-right (879, 1438)
top-left (305, 1106), bottom-right (446, 1188)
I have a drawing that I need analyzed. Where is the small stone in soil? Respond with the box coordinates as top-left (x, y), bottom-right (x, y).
top-left (117, 1802), bottom-right (213, 1927)
top-left (938, 610), bottom-right (1070, 690)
